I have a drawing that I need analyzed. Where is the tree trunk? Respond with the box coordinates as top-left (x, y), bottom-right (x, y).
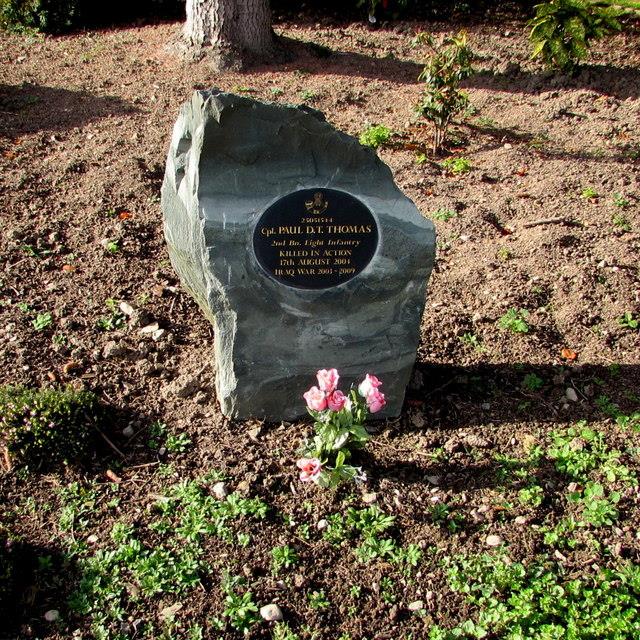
top-left (183, 0), bottom-right (277, 70)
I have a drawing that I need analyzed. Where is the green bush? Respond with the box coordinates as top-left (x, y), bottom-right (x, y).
top-left (528, 0), bottom-right (626, 71)
top-left (0, 385), bottom-right (100, 469)
top-left (0, 0), bottom-right (185, 33)
top-left (0, 0), bottom-right (79, 33)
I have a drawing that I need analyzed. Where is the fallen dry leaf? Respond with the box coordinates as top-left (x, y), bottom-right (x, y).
top-left (62, 264), bottom-right (76, 272)
top-left (561, 348), bottom-right (577, 361)
top-left (62, 360), bottom-right (81, 375)
top-left (118, 211), bottom-right (132, 220)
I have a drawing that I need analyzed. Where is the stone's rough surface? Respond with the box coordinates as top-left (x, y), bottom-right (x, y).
top-left (162, 90), bottom-right (435, 420)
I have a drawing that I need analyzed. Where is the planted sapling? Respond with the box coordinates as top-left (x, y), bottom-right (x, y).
top-left (415, 31), bottom-right (474, 153)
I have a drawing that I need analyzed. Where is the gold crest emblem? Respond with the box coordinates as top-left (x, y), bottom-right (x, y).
top-left (305, 191), bottom-right (329, 215)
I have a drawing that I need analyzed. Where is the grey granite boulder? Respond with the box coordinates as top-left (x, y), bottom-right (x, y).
top-left (161, 90), bottom-right (435, 420)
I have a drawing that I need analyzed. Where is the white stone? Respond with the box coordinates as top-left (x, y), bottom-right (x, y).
top-left (485, 534), bottom-right (504, 547)
top-left (119, 302), bottom-right (135, 317)
top-left (407, 600), bottom-right (424, 611)
top-left (316, 519), bottom-right (328, 530)
top-left (212, 482), bottom-right (228, 500)
top-left (122, 425), bottom-right (135, 438)
top-left (260, 604), bottom-right (283, 622)
top-left (566, 387), bottom-right (578, 402)
top-left (44, 610), bottom-right (60, 622)
top-left (139, 322), bottom-right (160, 334)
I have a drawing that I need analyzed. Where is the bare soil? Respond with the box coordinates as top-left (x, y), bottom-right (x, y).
top-left (0, 11), bottom-right (639, 640)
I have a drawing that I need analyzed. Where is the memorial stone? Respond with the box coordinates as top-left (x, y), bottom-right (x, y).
top-left (161, 90), bottom-right (435, 420)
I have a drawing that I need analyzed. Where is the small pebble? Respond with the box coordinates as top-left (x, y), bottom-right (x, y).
top-left (362, 492), bottom-right (377, 504)
top-left (212, 482), bottom-right (228, 500)
top-left (316, 519), bottom-right (328, 530)
top-left (44, 610), bottom-right (60, 622)
top-left (86, 534), bottom-right (99, 544)
top-left (122, 425), bottom-right (135, 438)
top-left (566, 387), bottom-right (578, 402)
top-left (514, 516), bottom-right (527, 525)
top-left (119, 302), bottom-right (135, 317)
top-left (485, 534), bottom-right (504, 547)
top-left (407, 600), bottom-right (424, 611)
top-left (139, 322), bottom-right (160, 335)
top-left (260, 604), bottom-right (283, 622)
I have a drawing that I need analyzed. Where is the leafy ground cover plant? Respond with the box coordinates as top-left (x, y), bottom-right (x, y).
top-left (498, 308), bottom-right (530, 334)
top-left (68, 477), bottom-right (268, 637)
top-left (358, 124), bottom-right (392, 149)
top-left (0, 385), bottom-right (100, 470)
top-left (298, 368), bottom-right (385, 488)
top-left (415, 31), bottom-right (474, 154)
top-left (441, 156), bottom-right (472, 175)
top-left (528, 0), bottom-right (625, 72)
top-left (618, 311), bottom-right (638, 329)
top-left (440, 553), bottom-right (640, 639)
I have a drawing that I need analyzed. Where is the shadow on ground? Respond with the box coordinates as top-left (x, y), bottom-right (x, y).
top-left (0, 540), bottom-right (78, 639)
top-left (407, 362), bottom-right (640, 429)
top-left (269, 36), bottom-right (640, 100)
top-left (467, 63), bottom-right (640, 100)
top-left (0, 83), bottom-right (138, 138)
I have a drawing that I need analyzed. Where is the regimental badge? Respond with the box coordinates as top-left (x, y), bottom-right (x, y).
top-left (305, 191), bottom-right (329, 215)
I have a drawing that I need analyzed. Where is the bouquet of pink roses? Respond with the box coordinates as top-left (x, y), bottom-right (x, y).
top-left (296, 368), bottom-right (386, 488)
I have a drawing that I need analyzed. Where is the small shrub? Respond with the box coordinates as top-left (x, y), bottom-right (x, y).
top-left (0, 385), bottom-right (100, 469)
top-left (359, 124), bottom-right (392, 149)
top-left (415, 31), bottom-right (474, 153)
top-left (528, 0), bottom-right (624, 72)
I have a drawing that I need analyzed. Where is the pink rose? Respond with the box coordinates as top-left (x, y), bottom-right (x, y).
top-left (303, 386), bottom-right (327, 411)
top-left (358, 373), bottom-right (382, 398)
top-left (297, 457), bottom-right (322, 483)
top-left (327, 390), bottom-right (348, 411)
top-left (316, 368), bottom-right (339, 394)
top-left (366, 388), bottom-right (386, 413)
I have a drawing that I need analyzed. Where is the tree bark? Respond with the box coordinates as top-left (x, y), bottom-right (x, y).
top-left (183, 0), bottom-right (277, 70)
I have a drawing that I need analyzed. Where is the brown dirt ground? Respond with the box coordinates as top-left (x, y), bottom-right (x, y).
top-left (0, 10), bottom-right (639, 640)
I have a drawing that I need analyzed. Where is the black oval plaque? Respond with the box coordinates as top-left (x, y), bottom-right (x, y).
top-left (253, 188), bottom-right (378, 289)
